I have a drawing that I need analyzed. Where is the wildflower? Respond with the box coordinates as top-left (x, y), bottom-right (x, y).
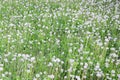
top-left (56, 58), bottom-right (61, 63)
top-left (69, 48), bottom-right (72, 53)
top-left (111, 70), bottom-right (115, 76)
top-left (0, 67), bottom-right (3, 71)
top-left (4, 72), bottom-right (8, 75)
top-left (117, 74), bottom-right (120, 80)
top-left (96, 71), bottom-right (103, 78)
top-left (78, 44), bottom-right (83, 53)
top-left (0, 64), bottom-right (3, 67)
top-left (80, 62), bottom-right (83, 66)
top-left (2, 74), bottom-right (5, 77)
top-left (105, 63), bottom-right (109, 68)
top-left (84, 63), bottom-right (88, 69)
top-left (48, 62), bottom-right (53, 67)
top-left (4, 59), bottom-right (8, 63)
top-left (69, 59), bottom-right (74, 63)
top-left (33, 78), bottom-right (37, 80)
top-left (94, 65), bottom-right (100, 71)
top-left (68, 67), bottom-right (72, 72)
top-left (43, 71), bottom-right (47, 74)
top-left (48, 74), bottom-right (54, 79)
top-left (26, 70), bottom-right (31, 73)
top-left (36, 74), bottom-right (40, 78)
top-left (30, 57), bottom-right (36, 62)
top-left (111, 70), bottom-right (115, 74)
top-left (75, 76), bottom-right (80, 80)
top-left (83, 76), bottom-right (87, 79)
top-left (80, 57), bottom-right (83, 60)
top-left (64, 76), bottom-right (67, 79)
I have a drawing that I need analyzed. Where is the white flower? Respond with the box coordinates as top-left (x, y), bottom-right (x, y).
top-left (80, 62), bottom-right (83, 66)
top-left (94, 64), bottom-right (100, 71)
top-left (111, 70), bottom-right (115, 74)
top-left (78, 44), bottom-right (83, 53)
top-left (69, 59), bottom-right (74, 63)
top-left (64, 76), bottom-right (67, 79)
top-left (0, 67), bottom-right (3, 71)
top-left (105, 63), bottom-right (109, 68)
top-left (48, 74), bottom-right (54, 79)
top-left (56, 58), bottom-right (61, 63)
top-left (4, 59), bottom-right (8, 62)
top-left (4, 72), bottom-right (8, 75)
top-left (56, 39), bottom-right (60, 45)
top-left (12, 57), bottom-right (16, 61)
top-left (4, 52), bottom-right (11, 57)
top-left (61, 69), bottom-right (63, 72)
top-left (75, 76), bottom-right (80, 80)
top-left (105, 38), bottom-right (109, 42)
top-left (68, 67), bottom-right (72, 72)
top-left (84, 63), bottom-right (88, 69)
top-left (48, 62), bottom-right (53, 67)
top-left (80, 57), bottom-right (83, 60)
top-left (117, 74), bottom-right (120, 79)
top-left (8, 72), bottom-right (11, 75)
top-left (26, 70), bottom-right (31, 73)
top-left (30, 57), bottom-right (36, 62)
top-left (18, 54), bottom-right (22, 57)
top-left (110, 48), bottom-right (115, 51)
top-left (2, 74), bottom-right (5, 77)
top-left (52, 56), bottom-right (56, 62)
top-left (39, 72), bottom-right (42, 75)
top-left (33, 78), bottom-right (37, 80)
top-left (83, 76), bottom-right (86, 79)
top-left (69, 48), bottom-right (72, 53)
top-left (96, 72), bottom-right (103, 78)
top-left (36, 74), bottom-right (40, 78)
top-left (0, 64), bottom-right (3, 67)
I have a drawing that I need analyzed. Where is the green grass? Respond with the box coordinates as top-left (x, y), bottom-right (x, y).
top-left (0, 0), bottom-right (120, 80)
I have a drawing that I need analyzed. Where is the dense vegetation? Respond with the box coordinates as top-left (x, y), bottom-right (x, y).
top-left (0, 0), bottom-right (120, 80)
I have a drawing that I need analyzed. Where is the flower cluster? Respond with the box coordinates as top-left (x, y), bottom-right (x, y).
top-left (0, 0), bottom-right (120, 80)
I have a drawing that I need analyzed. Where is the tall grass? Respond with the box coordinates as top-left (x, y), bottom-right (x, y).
top-left (0, 0), bottom-right (120, 80)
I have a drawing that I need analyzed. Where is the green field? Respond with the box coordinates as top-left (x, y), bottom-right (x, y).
top-left (0, 0), bottom-right (120, 80)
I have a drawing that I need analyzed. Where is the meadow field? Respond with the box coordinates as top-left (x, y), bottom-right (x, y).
top-left (0, 0), bottom-right (120, 80)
